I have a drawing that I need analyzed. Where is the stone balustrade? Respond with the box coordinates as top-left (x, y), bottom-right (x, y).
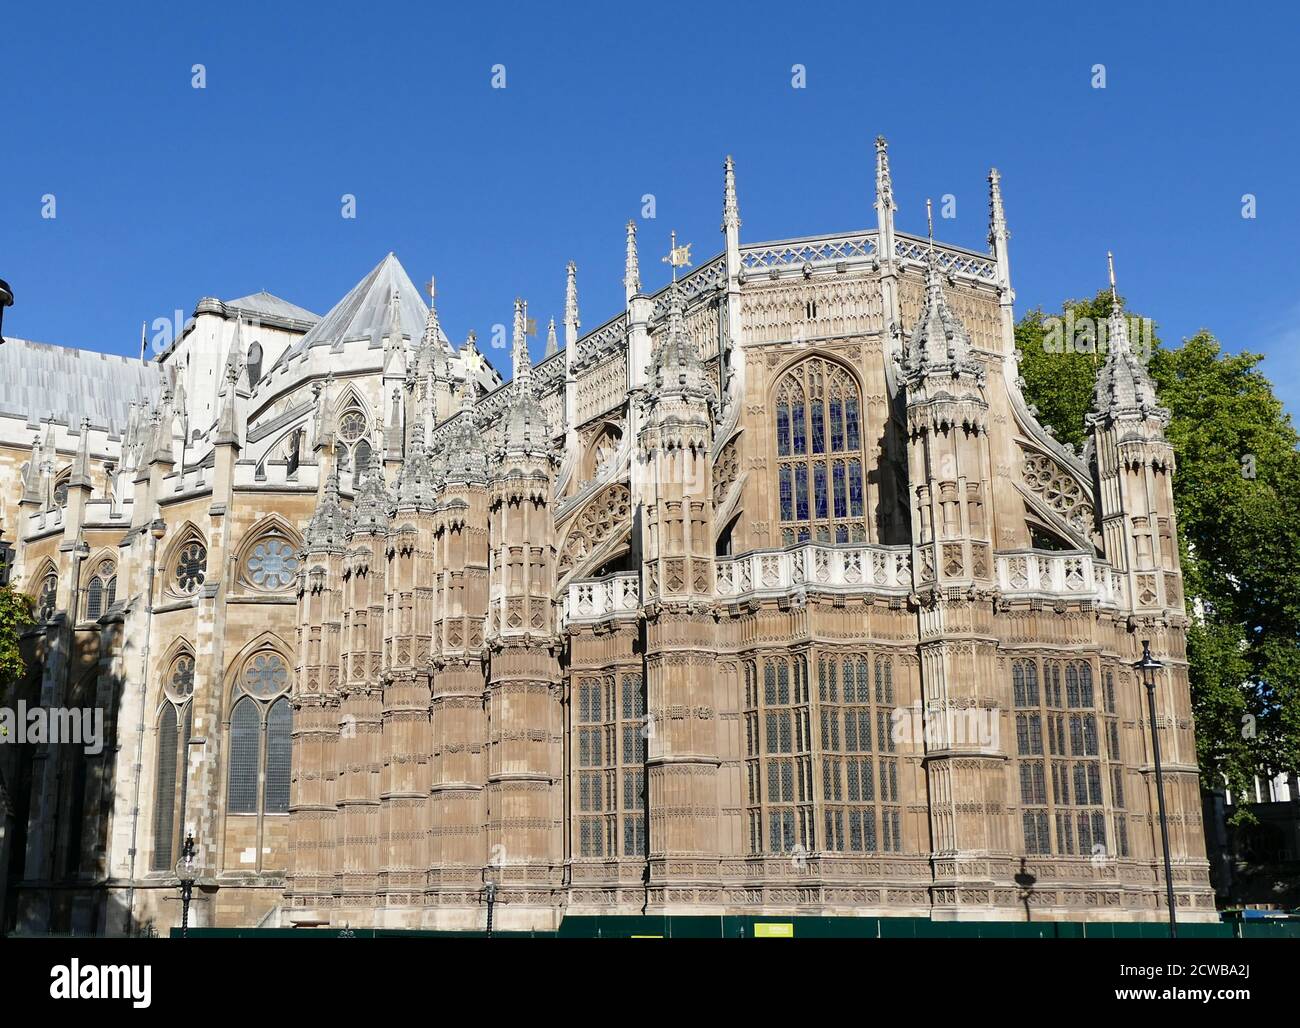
top-left (563, 570), bottom-right (640, 625)
top-left (994, 550), bottom-right (1123, 607)
top-left (716, 543), bottom-right (912, 601)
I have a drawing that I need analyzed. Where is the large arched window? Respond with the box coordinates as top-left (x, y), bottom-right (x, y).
top-left (84, 559), bottom-right (117, 620)
top-left (773, 358), bottom-right (868, 546)
top-left (226, 650), bottom-right (293, 818)
top-left (151, 649), bottom-right (195, 871)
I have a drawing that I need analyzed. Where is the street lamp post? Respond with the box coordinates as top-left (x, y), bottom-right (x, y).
top-left (484, 881), bottom-right (497, 939)
top-left (1135, 640), bottom-right (1177, 938)
top-left (176, 833), bottom-right (197, 939)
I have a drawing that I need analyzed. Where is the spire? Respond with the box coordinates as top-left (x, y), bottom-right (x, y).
top-left (901, 204), bottom-right (981, 384)
top-left (148, 390), bottom-right (176, 466)
top-left (444, 371), bottom-right (488, 485)
top-left (502, 298), bottom-right (548, 458)
top-left (875, 136), bottom-right (897, 262)
top-left (139, 321), bottom-right (148, 362)
top-left (512, 297), bottom-right (531, 384)
top-left (649, 231), bottom-right (710, 401)
top-left (722, 155), bottom-right (741, 233)
top-left (416, 275), bottom-right (442, 377)
top-left (69, 417), bottom-right (93, 489)
top-left (386, 282), bottom-right (404, 355)
top-left (1087, 253), bottom-right (1169, 428)
top-left (216, 357), bottom-right (240, 444)
top-left (988, 168), bottom-right (1009, 249)
top-left (224, 314), bottom-right (246, 382)
top-left (395, 416), bottom-right (435, 510)
top-left (874, 136), bottom-right (896, 216)
top-left (311, 378), bottom-right (335, 452)
top-left (350, 434), bottom-right (392, 534)
top-left (624, 220), bottom-right (641, 302)
top-left (304, 465), bottom-right (350, 550)
top-left (545, 317), bottom-right (558, 358)
top-left (21, 432), bottom-right (45, 504)
top-left (564, 261), bottom-right (579, 332)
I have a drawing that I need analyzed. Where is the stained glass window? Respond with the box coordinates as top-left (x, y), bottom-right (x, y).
top-left (773, 359), bottom-right (869, 547)
top-left (174, 540), bottom-right (207, 594)
top-left (245, 537), bottom-right (299, 590)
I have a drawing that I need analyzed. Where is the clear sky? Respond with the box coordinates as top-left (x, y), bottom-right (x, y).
top-left (3, 1), bottom-right (1298, 419)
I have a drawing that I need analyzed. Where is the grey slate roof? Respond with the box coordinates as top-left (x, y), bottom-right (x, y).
top-left (0, 337), bottom-right (165, 435)
top-left (274, 254), bottom-right (446, 369)
top-left (224, 291), bottom-right (320, 325)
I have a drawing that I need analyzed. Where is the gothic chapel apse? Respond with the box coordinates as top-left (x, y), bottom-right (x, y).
top-left (0, 142), bottom-right (1213, 934)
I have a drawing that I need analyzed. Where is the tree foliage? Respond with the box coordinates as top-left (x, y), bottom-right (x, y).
top-left (0, 584), bottom-right (32, 690)
top-left (1017, 291), bottom-right (1300, 813)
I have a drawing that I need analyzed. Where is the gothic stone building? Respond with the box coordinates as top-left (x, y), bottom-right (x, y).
top-left (0, 143), bottom-right (1215, 935)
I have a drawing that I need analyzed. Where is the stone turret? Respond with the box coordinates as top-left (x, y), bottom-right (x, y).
top-left (482, 297), bottom-right (562, 923)
top-left (638, 236), bottom-right (721, 902)
top-left (1086, 252), bottom-right (1196, 916)
top-left (902, 214), bottom-right (1002, 918)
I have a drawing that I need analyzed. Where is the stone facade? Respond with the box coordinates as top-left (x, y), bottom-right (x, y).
top-left (0, 142), bottom-right (1215, 935)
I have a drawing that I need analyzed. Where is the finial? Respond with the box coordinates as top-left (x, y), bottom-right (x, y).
top-left (875, 136), bottom-right (896, 213)
top-left (1107, 251), bottom-right (1119, 309)
top-left (988, 168), bottom-right (1009, 250)
top-left (565, 261), bottom-right (579, 328)
top-left (545, 317), bottom-right (558, 357)
top-left (722, 155), bottom-right (741, 233)
top-left (624, 220), bottom-right (641, 299)
top-left (139, 321), bottom-right (148, 362)
top-left (925, 199), bottom-right (934, 252)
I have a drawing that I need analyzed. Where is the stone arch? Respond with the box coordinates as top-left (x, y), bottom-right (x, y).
top-left (557, 481), bottom-right (632, 586)
top-left (233, 513), bottom-right (304, 592)
top-left (160, 522), bottom-right (209, 599)
top-left (768, 353), bottom-right (870, 546)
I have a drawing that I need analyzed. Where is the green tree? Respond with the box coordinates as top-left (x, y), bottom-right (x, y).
top-left (1016, 292), bottom-right (1300, 815)
top-left (0, 585), bottom-right (33, 809)
top-left (0, 584), bottom-right (32, 700)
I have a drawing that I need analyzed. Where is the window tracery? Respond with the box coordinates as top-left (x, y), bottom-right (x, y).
top-left (226, 649), bottom-right (293, 816)
top-left (171, 537), bottom-right (208, 596)
top-left (243, 535), bottom-right (300, 591)
top-left (773, 358), bottom-right (868, 545)
top-left (1012, 657), bottom-right (1109, 857)
top-left (84, 559), bottom-right (117, 620)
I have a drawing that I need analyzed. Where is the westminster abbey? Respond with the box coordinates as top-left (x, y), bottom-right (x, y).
top-left (0, 141), bottom-right (1215, 934)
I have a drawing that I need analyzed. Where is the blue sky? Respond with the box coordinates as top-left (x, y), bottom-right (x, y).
top-left (3, 1), bottom-right (1298, 419)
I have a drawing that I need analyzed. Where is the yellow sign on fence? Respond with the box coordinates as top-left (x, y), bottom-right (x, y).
top-left (754, 923), bottom-right (794, 938)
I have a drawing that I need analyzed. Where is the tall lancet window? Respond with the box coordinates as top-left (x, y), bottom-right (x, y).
top-left (773, 358), bottom-right (868, 546)
top-left (152, 648), bottom-right (195, 871)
